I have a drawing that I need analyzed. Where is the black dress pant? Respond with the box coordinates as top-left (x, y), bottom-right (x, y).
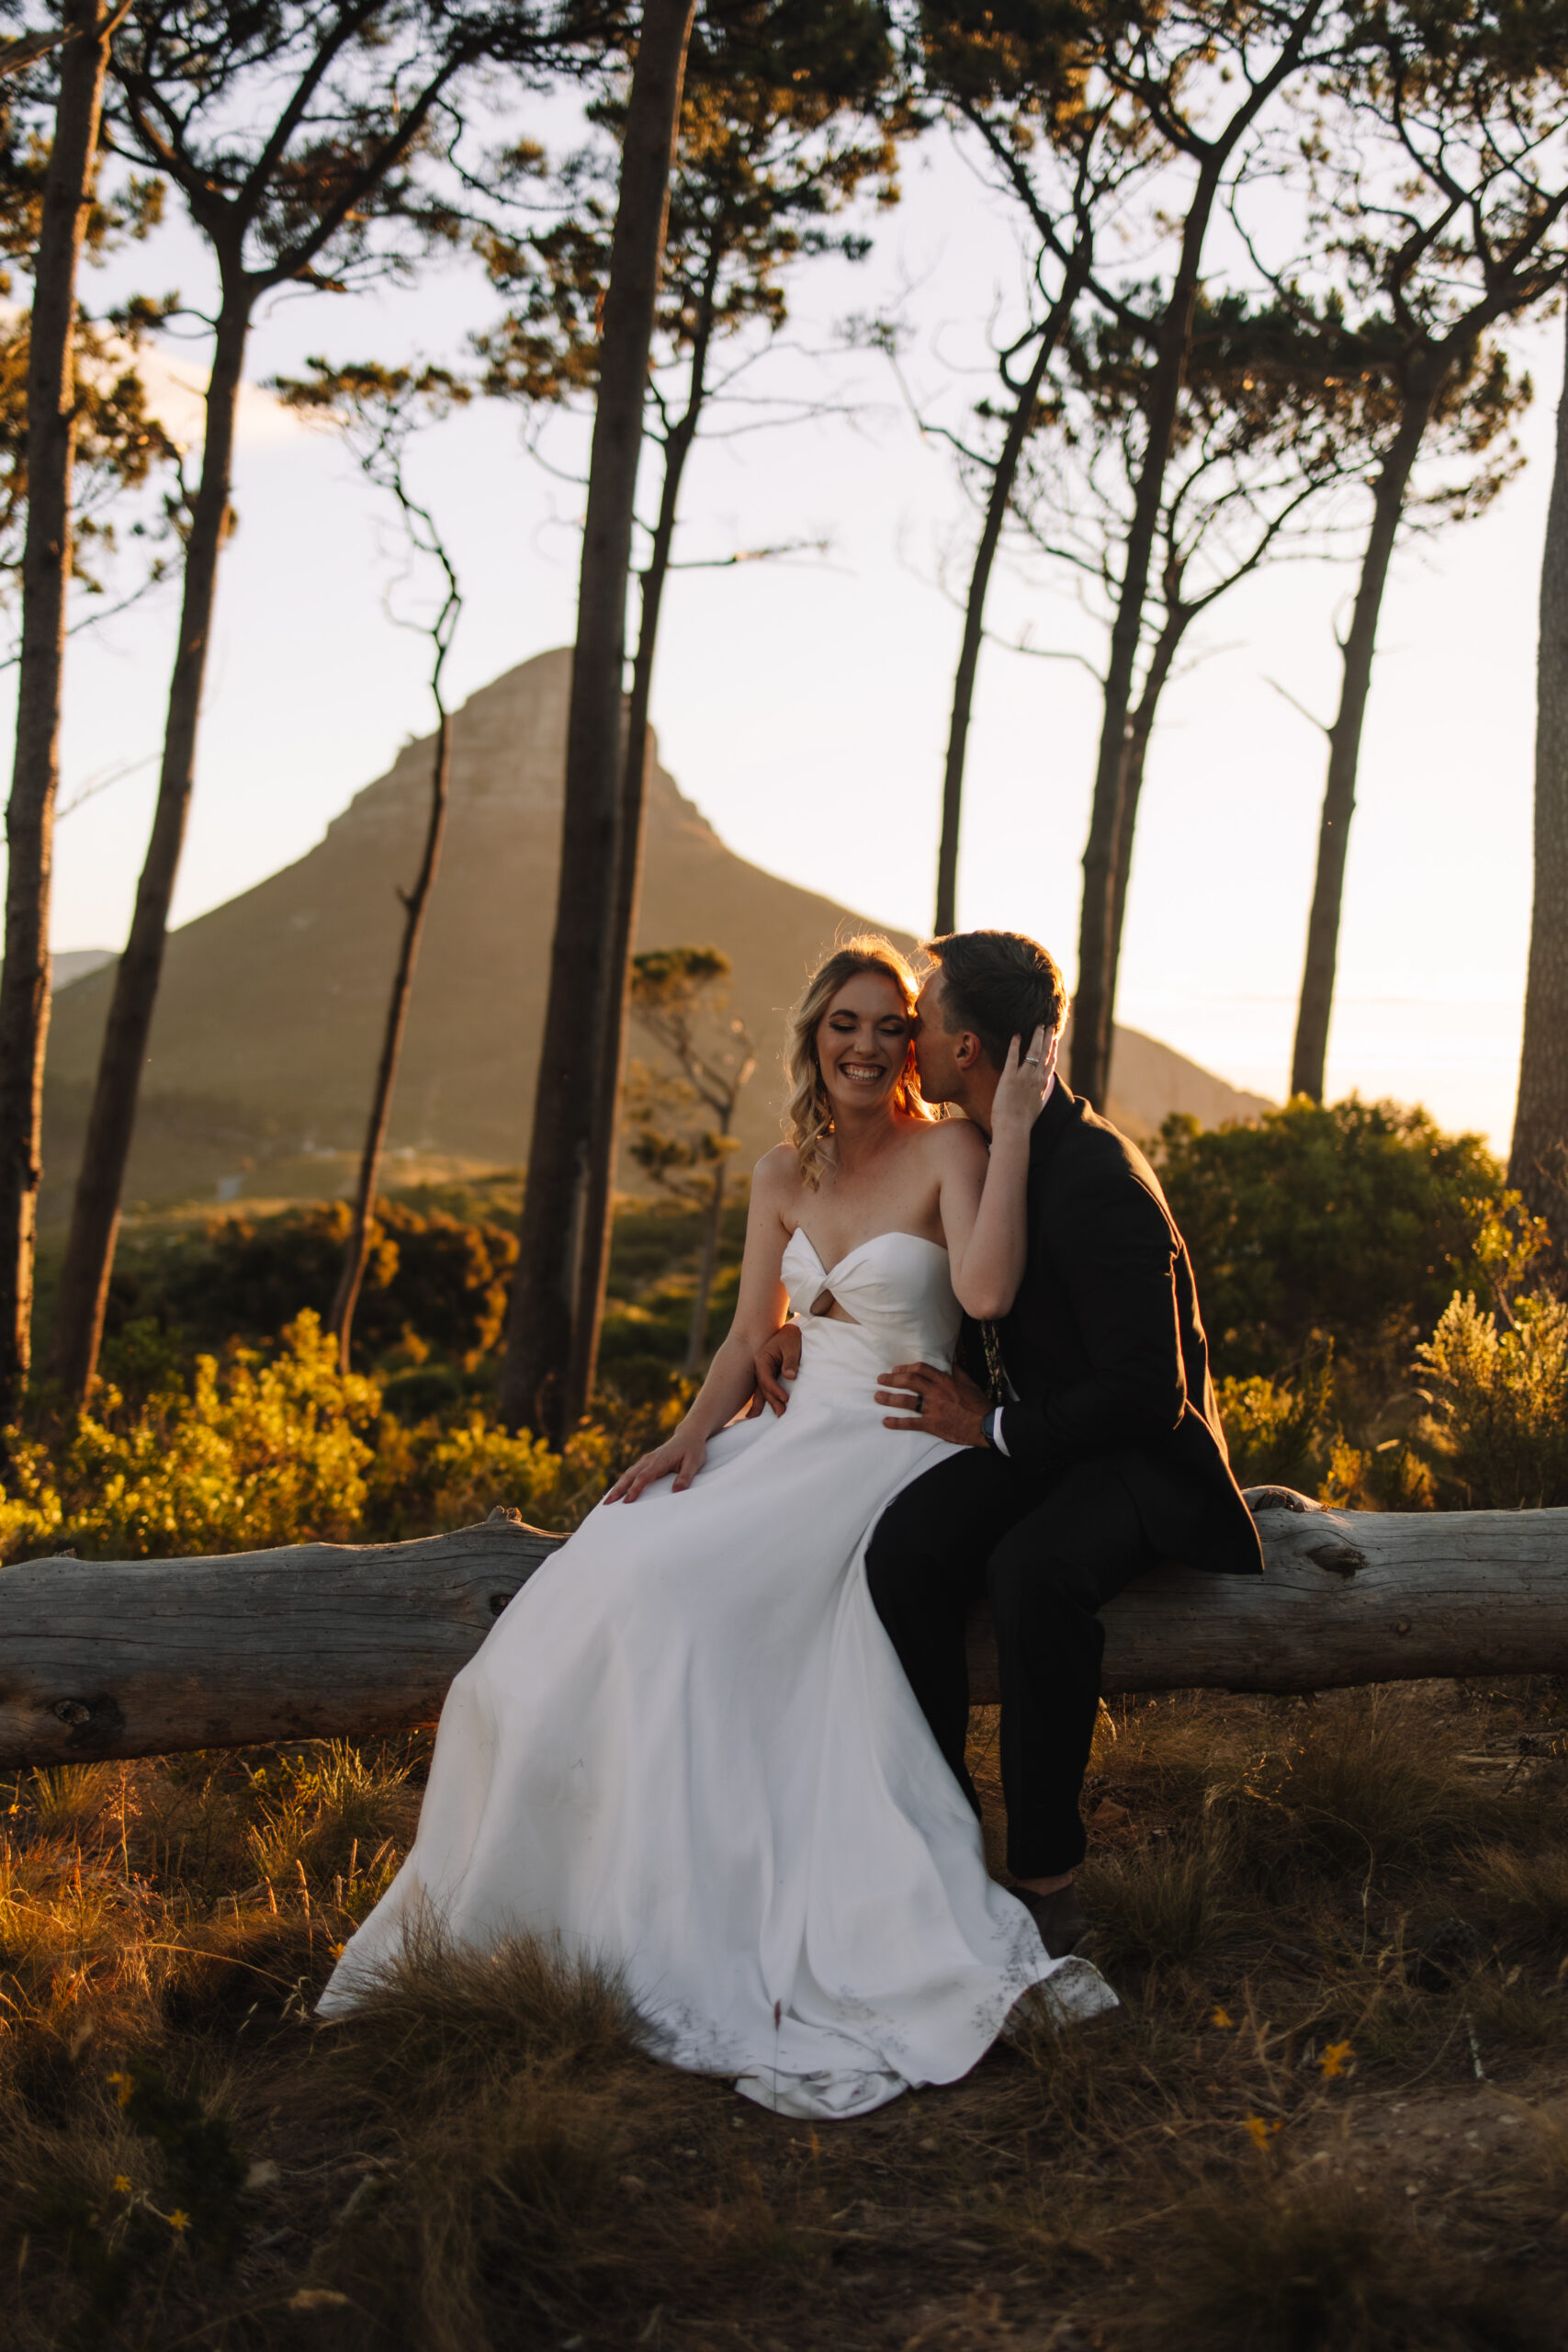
top-left (864, 1448), bottom-right (1158, 1878)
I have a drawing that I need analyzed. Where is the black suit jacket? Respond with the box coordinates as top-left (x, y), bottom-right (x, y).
top-left (983, 1081), bottom-right (1264, 1577)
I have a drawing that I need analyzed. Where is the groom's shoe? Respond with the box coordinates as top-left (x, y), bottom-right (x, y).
top-left (1017, 1883), bottom-right (1089, 1959)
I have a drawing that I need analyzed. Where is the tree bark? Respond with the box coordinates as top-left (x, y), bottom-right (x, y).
top-left (49, 287), bottom-right (252, 1402)
top-left (1071, 0), bottom-right (1328, 1111)
top-left (1101, 604), bottom-right (1188, 1056)
top-left (1509, 301), bottom-right (1568, 1250)
top-left (0, 0), bottom-right (113, 1422)
top-left (1290, 384), bottom-right (1435, 1103)
top-left (568, 248), bottom-right (718, 1414)
top-left (1070, 167), bottom-right (1220, 1110)
top-left (330, 701), bottom-right (452, 1372)
top-left (935, 307), bottom-right (1073, 935)
top-left (501, 0), bottom-right (696, 1444)
top-left (682, 1125), bottom-right (730, 1377)
top-left (6, 1494), bottom-right (1568, 1771)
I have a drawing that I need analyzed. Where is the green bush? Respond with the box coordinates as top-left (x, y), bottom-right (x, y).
top-left (0, 1313), bottom-right (691, 1563)
top-left (1156, 1097), bottom-right (1517, 1385)
top-left (0, 1311), bottom-right (380, 1561)
top-left (362, 1410), bottom-right (639, 1541)
top-left (1416, 1290), bottom-right (1568, 1508)
top-left (1215, 1353), bottom-right (1338, 1494)
top-left (1215, 1351), bottom-right (1435, 1511)
top-left (105, 1197), bottom-right (517, 1369)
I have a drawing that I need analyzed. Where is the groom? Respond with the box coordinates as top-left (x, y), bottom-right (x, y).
top-left (757, 930), bottom-right (1262, 1960)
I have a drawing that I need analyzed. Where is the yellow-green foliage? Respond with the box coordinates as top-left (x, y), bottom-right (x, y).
top-left (0, 1312), bottom-right (379, 1561)
top-left (361, 1410), bottom-right (633, 1541)
top-left (1416, 1291), bottom-right (1568, 1508)
top-left (1215, 1354), bottom-right (1337, 1495)
top-left (0, 1314), bottom-right (687, 1565)
top-left (1214, 1354), bottom-right (1433, 1512)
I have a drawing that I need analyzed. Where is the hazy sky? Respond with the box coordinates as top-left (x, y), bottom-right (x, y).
top-left (31, 113), bottom-right (1558, 1155)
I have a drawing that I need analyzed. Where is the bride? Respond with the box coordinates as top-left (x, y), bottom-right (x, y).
top-left (319, 936), bottom-right (1115, 2117)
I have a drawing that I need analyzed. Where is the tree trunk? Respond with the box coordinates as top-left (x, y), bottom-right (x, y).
top-left (1101, 605), bottom-right (1188, 1076)
top-left (1071, 0), bottom-right (1329, 1110)
top-left (0, 0), bottom-right (112, 1422)
top-left (1070, 168), bottom-right (1221, 1108)
top-left (6, 1494), bottom-right (1568, 1770)
top-left (682, 1136), bottom-right (729, 1377)
top-left (1509, 301), bottom-right (1568, 1250)
top-left (568, 250), bottom-right (718, 1413)
top-left (330, 701), bottom-right (452, 1372)
top-left (500, 0), bottom-right (696, 1444)
top-left (1290, 385), bottom-right (1435, 1103)
top-left (935, 306), bottom-right (1073, 934)
top-left (49, 288), bottom-right (252, 1402)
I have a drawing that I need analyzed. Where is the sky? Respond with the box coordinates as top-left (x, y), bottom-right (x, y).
top-left (28, 107), bottom-right (1558, 1157)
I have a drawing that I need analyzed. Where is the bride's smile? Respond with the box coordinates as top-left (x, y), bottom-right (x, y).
top-left (818, 977), bottom-right (913, 1111)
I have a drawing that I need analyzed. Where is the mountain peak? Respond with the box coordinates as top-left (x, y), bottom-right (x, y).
top-left (44, 648), bottom-right (1266, 1213)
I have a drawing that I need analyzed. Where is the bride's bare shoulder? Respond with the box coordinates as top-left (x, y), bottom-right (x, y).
top-left (909, 1115), bottom-right (987, 1174)
top-left (752, 1143), bottom-right (802, 1205)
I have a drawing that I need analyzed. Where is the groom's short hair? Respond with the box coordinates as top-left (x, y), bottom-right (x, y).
top-left (925, 931), bottom-right (1068, 1072)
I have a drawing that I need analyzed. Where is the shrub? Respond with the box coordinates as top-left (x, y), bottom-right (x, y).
top-left (361, 1393), bottom-right (686, 1541)
top-left (0, 1317), bottom-right (693, 1565)
top-left (1215, 1353), bottom-right (1436, 1510)
top-left (1156, 1097), bottom-right (1520, 1385)
top-left (1215, 1354), bottom-right (1337, 1494)
top-left (1416, 1290), bottom-right (1568, 1508)
top-left (0, 1311), bottom-right (379, 1561)
top-left (106, 1197), bottom-right (517, 1368)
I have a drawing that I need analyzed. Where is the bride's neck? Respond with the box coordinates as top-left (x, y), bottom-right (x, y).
top-left (828, 1101), bottom-right (902, 1175)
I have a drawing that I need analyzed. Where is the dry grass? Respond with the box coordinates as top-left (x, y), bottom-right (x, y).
top-left (1147, 2162), bottom-right (1557, 2351)
top-left (5, 1681), bottom-right (1568, 2347)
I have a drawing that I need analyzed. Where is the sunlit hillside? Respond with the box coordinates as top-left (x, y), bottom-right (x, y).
top-left (42, 650), bottom-right (1268, 1216)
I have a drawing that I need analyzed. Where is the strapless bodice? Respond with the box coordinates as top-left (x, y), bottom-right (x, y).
top-left (782, 1227), bottom-right (961, 1376)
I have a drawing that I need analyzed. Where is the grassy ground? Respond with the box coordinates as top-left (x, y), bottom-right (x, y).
top-left (6, 1679), bottom-right (1568, 2350)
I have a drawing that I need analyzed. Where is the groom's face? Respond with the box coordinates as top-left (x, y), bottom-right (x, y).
top-left (912, 973), bottom-right (965, 1103)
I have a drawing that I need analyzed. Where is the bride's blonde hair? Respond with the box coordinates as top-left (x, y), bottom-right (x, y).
top-left (784, 935), bottom-right (934, 1189)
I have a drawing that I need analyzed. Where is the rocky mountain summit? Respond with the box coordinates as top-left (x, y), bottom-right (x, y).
top-left (43, 648), bottom-right (1268, 1213)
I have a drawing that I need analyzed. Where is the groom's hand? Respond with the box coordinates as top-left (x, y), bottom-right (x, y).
top-left (753, 1321), bottom-right (802, 1413)
top-left (877, 1362), bottom-right (988, 1446)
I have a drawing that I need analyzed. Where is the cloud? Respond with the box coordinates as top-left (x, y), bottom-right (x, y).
top-left (107, 344), bottom-right (304, 455)
top-left (0, 303), bottom-right (304, 454)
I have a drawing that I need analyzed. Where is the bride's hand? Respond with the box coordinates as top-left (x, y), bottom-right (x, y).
top-left (604, 1429), bottom-right (708, 1504)
top-left (989, 1023), bottom-right (1058, 1144)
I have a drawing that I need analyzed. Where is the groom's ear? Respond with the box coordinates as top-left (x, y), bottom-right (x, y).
top-left (953, 1028), bottom-right (985, 1072)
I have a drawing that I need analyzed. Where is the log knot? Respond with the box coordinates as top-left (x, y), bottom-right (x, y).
top-left (1244, 1486), bottom-right (1322, 1516)
top-left (1305, 1540), bottom-right (1365, 1578)
top-left (50, 1691), bottom-right (126, 1747)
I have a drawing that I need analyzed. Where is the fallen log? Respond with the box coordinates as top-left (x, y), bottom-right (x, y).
top-left (2, 1491), bottom-right (1567, 1771)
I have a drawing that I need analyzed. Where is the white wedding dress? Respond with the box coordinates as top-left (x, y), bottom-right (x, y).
top-left (319, 1227), bottom-right (1116, 2115)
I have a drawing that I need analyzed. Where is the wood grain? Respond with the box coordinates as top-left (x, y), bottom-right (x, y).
top-left (3, 1496), bottom-right (1566, 1769)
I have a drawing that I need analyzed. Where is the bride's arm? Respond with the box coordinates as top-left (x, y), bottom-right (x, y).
top-left (604, 1151), bottom-right (794, 1502)
top-left (940, 1026), bottom-right (1055, 1318)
